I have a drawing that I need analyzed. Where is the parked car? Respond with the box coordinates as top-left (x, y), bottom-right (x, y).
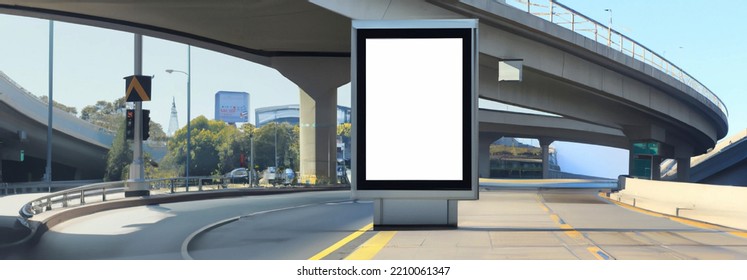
top-left (225, 167), bottom-right (249, 184)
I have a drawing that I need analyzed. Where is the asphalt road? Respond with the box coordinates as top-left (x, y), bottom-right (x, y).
top-left (21, 188), bottom-right (747, 260)
top-left (25, 190), bottom-right (371, 259)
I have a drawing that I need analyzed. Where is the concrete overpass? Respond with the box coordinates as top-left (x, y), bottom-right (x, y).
top-left (661, 129), bottom-right (747, 186)
top-left (0, 0), bottom-right (728, 182)
top-left (478, 108), bottom-right (627, 178)
top-left (0, 71), bottom-right (112, 182)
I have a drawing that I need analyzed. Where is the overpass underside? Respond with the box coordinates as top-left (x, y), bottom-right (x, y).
top-left (0, 0), bottom-right (728, 183)
top-left (0, 102), bottom-right (107, 183)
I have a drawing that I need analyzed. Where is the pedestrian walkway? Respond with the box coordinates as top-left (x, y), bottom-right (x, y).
top-left (342, 189), bottom-right (747, 260)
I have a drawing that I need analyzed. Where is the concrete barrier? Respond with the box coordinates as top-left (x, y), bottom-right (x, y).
top-left (611, 177), bottom-right (747, 230)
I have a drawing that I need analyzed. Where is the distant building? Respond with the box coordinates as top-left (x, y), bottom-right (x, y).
top-left (167, 97), bottom-right (179, 136)
top-left (489, 137), bottom-right (560, 179)
top-left (255, 104), bottom-right (352, 164)
top-left (254, 104), bottom-right (351, 127)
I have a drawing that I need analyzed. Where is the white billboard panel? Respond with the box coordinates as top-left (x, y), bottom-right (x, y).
top-left (352, 20), bottom-right (478, 200)
top-left (365, 38), bottom-right (463, 181)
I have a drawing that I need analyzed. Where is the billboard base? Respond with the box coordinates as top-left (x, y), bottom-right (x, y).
top-left (373, 199), bottom-right (458, 228)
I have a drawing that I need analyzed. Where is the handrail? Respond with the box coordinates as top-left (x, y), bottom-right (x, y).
top-left (16, 176), bottom-right (239, 228)
top-left (1, 179), bottom-right (103, 196)
top-left (505, 0), bottom-right (728, 117)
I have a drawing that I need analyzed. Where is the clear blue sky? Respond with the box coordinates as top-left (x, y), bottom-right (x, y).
top-left (1, 0), bottom-right (745, 178)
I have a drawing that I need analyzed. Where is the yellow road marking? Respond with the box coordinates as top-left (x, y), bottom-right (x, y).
top-left (308, 223), bottom-right (373, 260)
top-left (728, 232), bottom-right (747, 238)
top-left (587, 247), bottom-right (609, 260)
top-left (541, 194), bottom-right (611, 259)
top-left (345, 231), bottom-right (397, 260)
top-left (549, 214), bottom-right (561, 224)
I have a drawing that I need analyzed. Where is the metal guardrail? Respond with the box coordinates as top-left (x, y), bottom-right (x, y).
top-left (15, 176), bottom-right (241, 227)
top-left (1, 180), bottom-right (103, 196)
top-left (505, 0), bottom-right (728, 117)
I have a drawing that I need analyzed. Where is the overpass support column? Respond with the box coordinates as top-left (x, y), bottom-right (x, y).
top-left (299, 88), bottom-right (337, 182)
top-left (651, 157), bottom-right (661, 180)
top-left (271, 57), bottom-right (349, 184)
top-left (540, 138), bottom-right (554, 179)
top-left (675, 144), bottom-right (694, 182)
top-left (478, 133), bottom-right (502, 178)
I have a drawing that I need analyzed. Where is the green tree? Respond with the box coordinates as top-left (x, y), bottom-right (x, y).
top-left (162, 116), bottom-right (236, 176)
top-left (159, 118), bottom-right (301, 179)
top-left (104, 117), bottom-right (131, 181)
top-left (337, 122), bottom-right (351, 138)
top-left (250, 122), bottom-right (299, 172)
top-left (80, 97), bottom-right (167, 141)
top-left (80, 98), bottom-right (125, 131)
top-left (39, 95), bottom-right (78, 115)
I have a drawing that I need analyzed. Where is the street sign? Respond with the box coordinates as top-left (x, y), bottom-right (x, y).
top-left (124, 75), bottom-right (152, 102)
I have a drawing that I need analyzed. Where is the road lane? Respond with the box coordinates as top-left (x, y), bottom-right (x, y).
top-left (187, 200), bottom-right (372, 259)
top-left (540, 189), bottom-right (747, 259)
top-left (24, 188), bottom-right (747, 260)
top-left (26, 190), bottom-right (369, 259)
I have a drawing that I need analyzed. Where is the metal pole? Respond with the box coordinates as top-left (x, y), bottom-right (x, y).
top-left (250, 133), bottom-right (254, 187)
top-left (186, 45), bottom-right (191, 189)
top-left (605, 9), bottom-right (612, 47)
top-left (45, 20), bottom-right (54, 191)
top-left (274, 112), bottom-right (278, 169)
top-left (125, 34), bottom-right (147, 197)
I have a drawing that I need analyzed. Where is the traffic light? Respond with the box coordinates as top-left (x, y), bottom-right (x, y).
top-left (125, 109), bottom-right (135, 140)
top-left (142, 109), bottom-right (150, 140)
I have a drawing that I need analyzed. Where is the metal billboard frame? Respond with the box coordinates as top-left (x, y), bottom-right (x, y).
top-left (351, 19), bottom-right (478, 200)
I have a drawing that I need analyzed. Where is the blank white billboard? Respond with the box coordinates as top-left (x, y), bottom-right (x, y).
top-left (352, 19), bottom-right (478, 198)
top-left (365, 38), bottom-right (463, 181)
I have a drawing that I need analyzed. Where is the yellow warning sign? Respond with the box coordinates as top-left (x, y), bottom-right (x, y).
top-left (124, 75), bottom-right (152, 102)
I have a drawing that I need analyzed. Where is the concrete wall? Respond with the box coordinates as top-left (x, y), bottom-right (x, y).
top-left (611, 177), bottom-right (747, 230)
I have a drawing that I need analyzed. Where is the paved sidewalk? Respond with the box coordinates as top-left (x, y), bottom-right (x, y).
top-left (367, 191), bottom-right (599, 260)
top-left (349, 189), bottom-right (747, 260)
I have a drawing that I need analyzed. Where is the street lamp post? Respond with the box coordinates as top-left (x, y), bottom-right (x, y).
top-left (45, 20), bottom-right (54, 191)
top-left (166, 46), bottom-right (191, 188)
top-left (604, 9), bottom-right (613, 47)
top-left (250, 132), bottom-right (255, 187)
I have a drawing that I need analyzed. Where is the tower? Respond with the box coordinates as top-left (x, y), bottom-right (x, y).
top-left (167, 97), bottom-right (179, 136)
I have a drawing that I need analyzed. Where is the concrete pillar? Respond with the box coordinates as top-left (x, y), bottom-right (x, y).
top-left (478, 133), bottom-right (502, 178)
top-left (539, 138), bottom-right (554, 179)
top-left (674, 144), bottom-right (694, 182)
top-left (676, 157), bottom-right (691, 182)
top-left (299, 88), bottom-right (337, 182)
top-left (271, 57), bottom-right (349, 184)
top-left (628, 143), bottom-right (636, 178)
top-left (651, 156), bottom-right (661, 180)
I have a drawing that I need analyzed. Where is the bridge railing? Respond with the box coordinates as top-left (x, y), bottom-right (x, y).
top-left (505, 0), bottom-right (728, 117)
top-left (16, 176), bottom-right (241, 227)
top-left (0, 180), bottom-right (103, 196)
